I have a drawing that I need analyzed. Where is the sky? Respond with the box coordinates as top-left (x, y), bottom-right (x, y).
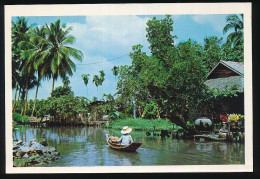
top-left (12, 14), bottom-right (232, 101)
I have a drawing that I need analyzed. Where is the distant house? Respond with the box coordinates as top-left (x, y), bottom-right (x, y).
top-left (205, 60), bottom-right (244, 114)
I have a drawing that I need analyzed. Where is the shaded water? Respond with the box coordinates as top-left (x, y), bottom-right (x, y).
top-left (13, 125), bottom-right (245, 166)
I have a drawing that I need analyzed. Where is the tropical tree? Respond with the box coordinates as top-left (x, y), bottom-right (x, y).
top-left (81, 73), bottom-right (90, 95)
top-left (92, 74), bottom-right (100, 91)
top-left (117, 16), bottom-right (207, 131)
top-left (223, 14), bottom-right (243, 46)
top-left (51, 76), bottom-right (73, 98)
top-left (12, 17), bottom-right (32, 112)
top-left (112, 66), bottom-right (119, 80)
top-left (62, 76), bottom-right (70, 87)
top-left (99, 70), bottom-right (105, 91)
top-left (19, 26), bottom-right (49, 116)
top-left (12, 60), bottom-right (20, 112)
top-left (12, 17), bottom-right (37, 115)
top-left (18, 73), bottom-right (37, 115)
top-left (146, 15), bottom-right (176, 64)
top-left (202, 36), bottom-right (223, 72)
top-left (38, 19), bottom-right (83, 96)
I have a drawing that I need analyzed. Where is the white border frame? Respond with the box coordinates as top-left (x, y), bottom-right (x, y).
top-left (5, 3), bottom-right (253, 173)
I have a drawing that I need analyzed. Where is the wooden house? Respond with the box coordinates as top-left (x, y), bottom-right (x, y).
top-left (205, 60), bottom-right (244, 114)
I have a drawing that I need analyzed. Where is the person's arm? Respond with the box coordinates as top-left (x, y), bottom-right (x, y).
top-left (129, 135), bottom-right (133, 144)
top-left (117, 136), bottom-right (122, 143)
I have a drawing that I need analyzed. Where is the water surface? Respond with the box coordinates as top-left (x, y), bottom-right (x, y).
top-left (13, 125), bottom-right (245, 166)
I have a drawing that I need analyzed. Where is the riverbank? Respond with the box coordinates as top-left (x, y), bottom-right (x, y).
top-left (13, 138), bottom-right (60, 167)
top-left (105, 118), bottom-right (183, 131)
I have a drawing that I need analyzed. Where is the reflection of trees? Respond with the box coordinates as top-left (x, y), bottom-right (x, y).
top-left (14, 125), bottom-right (245, 166)
top-left (45, 127), bottom-right (89, 156)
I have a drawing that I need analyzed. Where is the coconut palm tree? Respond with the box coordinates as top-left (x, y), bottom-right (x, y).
top-left (12, 17), bottom-right (29, 111)
top-left (20, 26), bottom-right (49, 116)
top-left (18, 72), bottom-right (37, 115)
top-left (12, 17), bottom-right (34, 115)
top-left (223, 14), bottom-right (243, 46)
top-left (12, 58), bottom-right (20, 112)
top-left (19, 59), bottom-right (37, 115)
top-left (38, 19), bottom-right (83, 96)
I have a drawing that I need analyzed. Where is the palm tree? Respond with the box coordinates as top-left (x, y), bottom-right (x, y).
top-left (20, 26), bottom-right (49, 116)
top-left (19, 64), bottom-right (37, 115)
top-left (19, 72), bottom-right (37, 115)
top-left (223, 14), bottom-right (243, 46)
top-left (112, 66), bottom-right (118, 80)
top-left (12, 59), bottom-right (20, 112)
top-left (99, 70), bottom-right (105, 92)
top-left (81, 73), bottom-right (90, 95)
top-left (92, 75), bottom-right (100, 91)
top-left (12, 17), bottom-right (33, 115)
top-left (62, 76), bottom-right (70, 87)
top-left (38, 19), bottom-right (83, 96)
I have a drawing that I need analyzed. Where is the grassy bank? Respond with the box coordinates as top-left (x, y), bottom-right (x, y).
top-left (105, 118), bottom-right (183, 131)
top-left (12, 112), bottom-right (30, 124)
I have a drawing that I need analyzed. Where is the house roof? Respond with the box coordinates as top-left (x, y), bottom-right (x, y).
top-left (207, 60), bottom-right (244, 78)
top-left (205, 76), bottom-right (244, 93)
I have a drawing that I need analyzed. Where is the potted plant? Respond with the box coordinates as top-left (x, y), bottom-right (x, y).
top-left (228, 114), bottom-right (240, 127)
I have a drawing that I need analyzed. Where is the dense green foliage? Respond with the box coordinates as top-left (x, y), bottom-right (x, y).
top-left (13, 112), bottom-right (30, 124)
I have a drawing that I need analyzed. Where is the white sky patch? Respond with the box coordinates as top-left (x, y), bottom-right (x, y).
top-left (191, 14), bottom-right (227, 33)
top-left (67, 15), bottom-right (150, 57)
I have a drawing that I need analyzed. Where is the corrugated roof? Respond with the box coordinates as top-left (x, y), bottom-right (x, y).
top-left (205, 76), bottom-right (244, 93)
top-left (207, 60), bottom-right (244, 78)
top-left (220, 60), bottom-right (244, 75)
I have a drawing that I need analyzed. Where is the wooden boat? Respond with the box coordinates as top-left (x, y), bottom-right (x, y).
top-left (105, 134), bottom-right (142, 152)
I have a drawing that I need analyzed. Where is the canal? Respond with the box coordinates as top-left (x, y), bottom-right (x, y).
top-left (13, 125), bottom-right (245, 166)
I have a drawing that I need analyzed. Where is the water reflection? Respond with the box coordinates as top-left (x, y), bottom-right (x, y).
top-left (13, 126), bottom-right (245, 166)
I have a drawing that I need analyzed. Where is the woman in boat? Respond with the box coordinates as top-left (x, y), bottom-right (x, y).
top-left (117, 126), bottom-right (133, 146)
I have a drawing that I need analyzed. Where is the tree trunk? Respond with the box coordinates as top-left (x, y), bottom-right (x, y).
top-left (51, 76), bottom-right (55, 96)
top-left (12, 82), bottom-right (18, 112)
top-left (31, 75), bottom-right (40, 117)
top-left (20, 100), bottom-right (24, 115)
top-left (24, 77), bottom-right (29, 116)
top-left (138, 105), bottom-right (141, 117)
top-left (14, 87), bottom-right (21, 113)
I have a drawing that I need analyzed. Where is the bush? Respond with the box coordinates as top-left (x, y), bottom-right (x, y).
top-left (12, 112), bottom-right (30, 124)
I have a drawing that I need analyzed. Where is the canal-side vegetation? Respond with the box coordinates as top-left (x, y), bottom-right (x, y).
top-left (106, 118), bottom-right (182, 131)
top-left (13, 112), bottom-right (30, 124)
top-left (12, 15), bottom-right (244, 136)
